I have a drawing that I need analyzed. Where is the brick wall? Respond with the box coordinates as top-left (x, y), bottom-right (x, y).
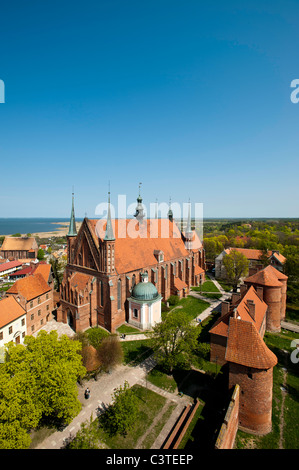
top-left (215, 384), bottom-right (239, 449)
top-left (210, 333), bottom-right (227, 366)
top-left (26, 290), bottom-right (53, 335)
top-left (229, 363), bottom-right (274, 435)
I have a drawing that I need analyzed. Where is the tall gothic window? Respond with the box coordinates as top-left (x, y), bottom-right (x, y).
top-left (117, 279), bottom-right (122, 310)
top-left (99, 280), bottom-right (103, 306)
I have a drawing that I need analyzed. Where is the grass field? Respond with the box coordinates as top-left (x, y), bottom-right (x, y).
top-left (87, 385), bottom-right (175, 449)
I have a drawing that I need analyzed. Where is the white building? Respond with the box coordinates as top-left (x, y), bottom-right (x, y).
top-left (127, 272), bottom-right (162, 330)
top-left (0, 296), bottom-right (27, 351)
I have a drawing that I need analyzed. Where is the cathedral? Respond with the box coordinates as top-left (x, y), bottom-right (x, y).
top-left (57, 190), bottom-right (205, 333)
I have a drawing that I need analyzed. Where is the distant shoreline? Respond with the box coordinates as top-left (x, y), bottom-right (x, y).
top-left (2, 221), bottom-right (82, 239)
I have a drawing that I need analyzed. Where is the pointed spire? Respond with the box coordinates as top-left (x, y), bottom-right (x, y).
top-left (186, 198), bottom-right (192, 233)
top-left (104, 187), bottom-right (115, 241)
top-left (134, 182), bottom-right (145, 221)
top-left (67, 190), bottom-right (77, 237)
top-left (167, 197), bottom-right (173, 222)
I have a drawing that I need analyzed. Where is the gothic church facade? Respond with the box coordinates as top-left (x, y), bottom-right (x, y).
top-left (57, 192), bottom-right (205, 333)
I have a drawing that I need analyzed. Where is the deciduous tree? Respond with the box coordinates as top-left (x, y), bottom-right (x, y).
top-left (223, 249), bottom-right (249, 291)
top-left (147, 310), bottom-right (200, 373)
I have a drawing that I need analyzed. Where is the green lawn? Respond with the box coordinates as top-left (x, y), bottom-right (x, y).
top-left (95, 385), bottom-right (174, 449)
top-left (121, 339), bottom-right (153, 365)
top-left (116, 324), bottom-right (142, 334)
top-left (147, 365), bottom-right (177, 393)
top-left (191, 279), bottom-right (220, 293)
top-left (173, 295), bottom-right (210, 321)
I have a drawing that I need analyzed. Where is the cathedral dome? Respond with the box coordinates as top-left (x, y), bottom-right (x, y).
top-left (131, 274), bottom-right (159, 301)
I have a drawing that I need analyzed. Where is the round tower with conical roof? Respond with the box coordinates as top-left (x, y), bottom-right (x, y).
top-left (244, 265), bottom-right (286, 332)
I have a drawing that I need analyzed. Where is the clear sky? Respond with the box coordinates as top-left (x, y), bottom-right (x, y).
top-left (0, 0), bottom-right (298, 218)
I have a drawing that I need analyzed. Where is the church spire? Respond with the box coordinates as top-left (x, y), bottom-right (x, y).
top-left (104, 188), bottom-right (115, 241)
top-left (167, 197), bottom-right (173, 222)
top-left (186, 198), bottom-right (192, 233)
top-left (134, 182), bottom-right (145, 221)
top-left (67, 190), bottom-right (77, 237)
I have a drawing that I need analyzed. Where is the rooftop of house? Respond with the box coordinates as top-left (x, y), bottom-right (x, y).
top-left (6, 272), bottom-right (51, 301)
top-left (32, 263), bottom-right (52, 284)
top-left (0, 296), bottom-right (26, 329)
top-left (0, 236), bottom-right (38, 252)
top-left (0, 260), bottom-right (23, 273)
top-left (209, 285), bottom-right (267, 338)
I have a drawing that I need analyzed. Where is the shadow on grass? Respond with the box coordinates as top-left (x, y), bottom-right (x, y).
top-left (172, 365), bottom-right (230, 450)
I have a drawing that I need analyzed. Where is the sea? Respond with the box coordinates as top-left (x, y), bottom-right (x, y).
top-left (0, 218), bottom-right (83, 236)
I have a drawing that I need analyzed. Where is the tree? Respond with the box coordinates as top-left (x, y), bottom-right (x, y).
top-left (0, 331), bottom-right (86, 448)
top-left (223, 249), bottom-right (249, 291)
top-left (97, 335), bottom-right (123, 372)
top-left (37, 248), bottom-right (45, 260)
top-left (147, 310), bottom-right (200, 373)
top-left (100, 381), bottom-right (139, 437)
top-left (68, 416), bottom-right (103, 449)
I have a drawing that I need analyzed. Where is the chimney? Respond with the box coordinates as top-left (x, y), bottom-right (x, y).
top-left (249, 267), bottom-right (258, 276)
top-left (256, 286), bottom-right (263, 301)
top-left (247, 299), bottom-right (255, 321)
top-left (231, 292), bottom-right (241, 305)
top-left (240, 284), bottom-right (247, 297)
top-left (221, 301), bottom-right (230, 316)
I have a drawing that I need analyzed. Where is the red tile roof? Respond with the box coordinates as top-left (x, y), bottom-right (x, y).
top-left (33, 263), bottom-right (52, 283)
top-left (209, 286), bottom-right (267, 337)
top-left (6, 272), bottom-right (51, 301)
top-left (69, 272), bottom-right (91, 291)
top-left (225, 247), bottom-right (266, 260)
top-left (1, 237), bottom-right (38, 251)
top-left (225, 317), bottom-right (277, 369)
top-left (270, 252), bottom-right (286, 264)
top-left (194, 265), bottom-right (205, 275)
top-left (0, 260), bottom-right (23, 273)
top-left (88, 219), bottom-right (200, 274)
top-left (0, 296), bottom-right (26, 328)
top-left (9, 266), bottom-right (33, 277)
top-left (174, 278), bottom-right (188, 291)
top-left (244, 265), bottom-right (284, 287)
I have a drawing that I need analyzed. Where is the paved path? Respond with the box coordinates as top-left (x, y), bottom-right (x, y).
top-left (281, 321), bottom-right (299, 334)
top-left (35, 355), bottom-right (157, 449)
top-left (35, 276), bottom-right (230, 449)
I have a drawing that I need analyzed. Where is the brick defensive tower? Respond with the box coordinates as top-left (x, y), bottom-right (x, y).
top-left (225, 317), bottom-right (277, 435)
top-left (244, 265), bottom-right (288, 332)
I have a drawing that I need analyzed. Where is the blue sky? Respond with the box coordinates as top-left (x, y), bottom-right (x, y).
top-left (0, 0), bottom-right (299, 218)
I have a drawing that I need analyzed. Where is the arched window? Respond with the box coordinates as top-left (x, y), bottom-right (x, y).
top-left (117, 279), bottom-right (122, 310)
top-left (132, 274), bottom-right (136, 288)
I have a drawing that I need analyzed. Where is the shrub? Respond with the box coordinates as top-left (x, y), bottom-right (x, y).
top-left (167, 295), bottom-right (180, 306)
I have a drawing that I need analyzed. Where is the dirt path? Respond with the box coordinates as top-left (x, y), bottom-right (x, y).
top-left (278, 364), bottom-right (288, 449)
top-left (135, 401), bottom-right (171, 449)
